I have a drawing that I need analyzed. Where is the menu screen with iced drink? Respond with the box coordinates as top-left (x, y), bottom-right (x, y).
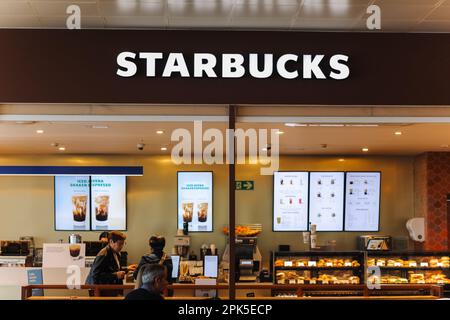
top-left (54, 176), bottom-right (91, 231)
top-left (273, 172), bottom-right (309, 231)
top-left (90, 176), bottom-right (127, 231)
top-left (178, 172), bottom-right (213, 232)
top-left (344, 172), bottom-right (381, 231)
top-left (309, 172), bottom-right (345, 231)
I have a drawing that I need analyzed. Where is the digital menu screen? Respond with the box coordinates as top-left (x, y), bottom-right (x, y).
top-left (273, 172), bottom-right (309, 231)
top-left (309, 172), bottom-right (345, 231)
top-left (54, 176), bottom-right (91, 231)
top-left (344, 172), bottom-right (381, 231)
top-left (177, 172), bottom-right (213, 232)
top-left (90, 176), bottom-right (127, 231)
top-left (55, 176), bottom-right (127, 231)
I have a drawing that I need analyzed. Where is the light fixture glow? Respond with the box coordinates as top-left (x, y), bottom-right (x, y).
top-left (58, 147), bottom-right (66, 151)
top-left (36, 130), bottom-right (44, 134)
top-left (160, 147), bottom-right (168, 151)
top-left (394, 131), bottom-right (402, 136)
top-left (362, 148), bottom-right (369, 152)
top-left (156, 130), bottom-right (164, 134)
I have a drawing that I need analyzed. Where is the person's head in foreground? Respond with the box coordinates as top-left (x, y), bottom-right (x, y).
top-left (141, 264), bottom-right (168, 294)
top-left (108, 231), bottom-right (126, 253)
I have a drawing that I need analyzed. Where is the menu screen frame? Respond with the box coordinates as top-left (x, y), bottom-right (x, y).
top-left (308, 171), bottom-right (346, 232)
top-left (272, 171), bottom-right (310, 232)
top-left (177, 171), bottom-right (214, 233)
top-left (53, 176), bottom-right (128, 231)
top-left (344, 171), bottom-right (381, 232)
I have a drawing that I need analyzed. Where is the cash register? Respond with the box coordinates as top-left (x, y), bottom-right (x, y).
top-left (223, 236), bottom-right (262, 282)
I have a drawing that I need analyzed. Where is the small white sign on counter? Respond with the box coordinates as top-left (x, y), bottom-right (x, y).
top-left (43, 243), bottom-right (85, 268)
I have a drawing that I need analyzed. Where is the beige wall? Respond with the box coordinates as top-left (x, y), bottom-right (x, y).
top-left (0, 154), bottom-right (414, 266)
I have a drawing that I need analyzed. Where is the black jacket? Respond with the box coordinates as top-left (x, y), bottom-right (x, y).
top-left (124, 288), bottom-right (164, 301)
top-left (86, 246), bottom-right (123, 285)
top-left (133, 252), bottom-right (173, 283)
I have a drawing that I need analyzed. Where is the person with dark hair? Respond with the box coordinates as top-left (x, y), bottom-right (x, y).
top-left (132, 235), bottom-right (173, 283)
top-left (86, 231), bottom-right (127, 288)
top-left (125, 264), bottom-right (167, 300)
top-left (99, 231), bottom-right (109, 244)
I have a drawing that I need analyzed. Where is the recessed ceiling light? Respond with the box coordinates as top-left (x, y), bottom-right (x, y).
top-left (276, 130), bottom-right (284, 135)
top-left (338, 159), bottom-right (345, 162)
top-left (362, 148), bottom-right (369, 152)
top-left (284, 123), bottom-right (307, 127)
top-left (91, 125), bottom-right (109, 129)
top-left (36, 130), bottom-right (44, 134)
top-left (58, 147), bottom-right (66, 151)
top-left (394, 131), bottom-right (402, 135)
top-left (318, 124), bottom-right (345, 127)
top-left (156, 130), bottom-right (164, 135)
top-left (345, 124), bottom-right (379, 127)
top-left (160, 147), bottom-right (168, 151)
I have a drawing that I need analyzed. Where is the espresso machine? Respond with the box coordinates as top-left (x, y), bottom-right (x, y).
top-left (173, 235), bottom-right (190, 259)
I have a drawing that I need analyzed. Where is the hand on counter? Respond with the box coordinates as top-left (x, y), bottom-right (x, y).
top-left (116, 271), bottom-right (126, 280)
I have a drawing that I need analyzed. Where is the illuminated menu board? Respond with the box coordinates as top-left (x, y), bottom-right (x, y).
top-left (273, 172), bottom-right (309, 231)
top-left (344, 172), bottom-right (381, 231)
top-left (309, 172), bottom-right (345, 231)
top-left (178, 172), bottom-right (213, 232)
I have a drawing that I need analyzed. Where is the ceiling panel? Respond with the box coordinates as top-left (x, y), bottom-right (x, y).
top-left (106, 15), bottom-right (167, 28)
top-left (98, 0), bottom-right (165, 17)
top-left (31, 1), bottom-right (100, 17)
top-left (0, 1), bottom-right (34, 16)
top-left (0, 1), bottom-right (450, 33)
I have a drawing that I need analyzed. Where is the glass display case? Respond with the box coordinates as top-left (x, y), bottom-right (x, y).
top-left (273, 251), bottom-right (365, 285)
top-left (367, 251), bottom-right (450, 285)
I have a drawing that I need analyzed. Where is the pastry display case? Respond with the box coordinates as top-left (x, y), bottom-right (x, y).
top-left (367, 252), bottom-right (450, 285)
top-left (273, 251), bottom-right (364, 285)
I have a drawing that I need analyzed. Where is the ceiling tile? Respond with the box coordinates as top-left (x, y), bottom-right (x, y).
top-left (39, 16), bottom-right (106, 28)
top-left (353, 18), bottom-right (418, 31)
top-left (303, 0), bottom-right (372, 4)
top-left (424, 5), bottom-right (450, 20)
top-left (232, 4), bottom-right (298, 18)
top-left (375, 4), bottom-right (435, 20)
top-left (168, 16), bottom-right (230, 28)
top-left (99, 0), bottom-right (165, 17)
top-left (299, 3), bottom-right (367, 19)
top-left (0, 15), bottom-right (41, 28)
top-left (168, 0), bottom-right (233, 17)
top-left (235, 0), bottom-right (300, 4)
top-left (0, 2), bottom-right (34, 16)
top-left (230, 16), bottom-right (292, 28)
top-left (105, 16), bottom-right (167, 28)
top-left (292, 18), bottom-right (356, 30)
top-left (414, 20), bottom-right (450, 32)
top-left (31, 1), bottom-right (99, 17)
top-left (374, 0), bottom-right (442, 5)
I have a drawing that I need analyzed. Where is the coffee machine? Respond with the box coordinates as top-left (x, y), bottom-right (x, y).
top-left (173, 235), bottom-right (190, 259)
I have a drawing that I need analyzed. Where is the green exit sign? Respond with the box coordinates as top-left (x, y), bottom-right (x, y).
top-left (235, 181), bottom-right (254, 190)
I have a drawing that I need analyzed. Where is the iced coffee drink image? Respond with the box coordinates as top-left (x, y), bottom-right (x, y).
top-left (95, 195), bottom-right (110, 222)
top-left (182, 202), bottom-right (193, 222)
top-left (72, 195), bottom-right (87, 223)
top-left (197, 202), bottom-right (208, 223)
top-left (69, 244), bottom-right (81, 259)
